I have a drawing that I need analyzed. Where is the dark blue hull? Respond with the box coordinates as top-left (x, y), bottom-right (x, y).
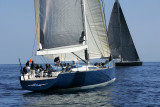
top-left (20, 67), bottom-right (115, 92)
top-left (116, 61), bottom-right (143, 66)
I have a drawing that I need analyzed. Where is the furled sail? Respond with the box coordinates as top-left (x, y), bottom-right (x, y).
top-left (107, 0), bottom-right (140, 61)
top-left (85, 0), bottom-right (110, 59)
top-left (35, 0), bottom-right (87, 55)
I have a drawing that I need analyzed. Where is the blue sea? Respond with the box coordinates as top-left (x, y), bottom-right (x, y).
top-left (0, 62), bottom-right (160, 107)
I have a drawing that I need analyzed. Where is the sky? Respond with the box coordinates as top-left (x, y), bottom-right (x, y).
top-left (0, 0), bottom-right (160, 64)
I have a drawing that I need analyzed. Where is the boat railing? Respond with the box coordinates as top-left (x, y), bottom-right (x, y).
top-left (20, 69), bottom-right (62, 80)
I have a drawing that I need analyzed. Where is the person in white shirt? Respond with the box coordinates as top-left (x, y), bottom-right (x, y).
top-left (25, 61), bottom-right (31, 79)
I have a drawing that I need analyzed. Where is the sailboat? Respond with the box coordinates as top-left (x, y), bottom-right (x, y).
top-left (107, 0), bottom-right (142, 66)
top-left (20, 0), bottom-right (115, 92)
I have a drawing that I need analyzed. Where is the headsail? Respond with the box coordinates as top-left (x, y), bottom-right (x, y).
top-left (107, 0), bottom-right (140, 61)
top-left (85, 0), bottom-right (110, 59)
top-left (35, 0), bottom-right (87, 55)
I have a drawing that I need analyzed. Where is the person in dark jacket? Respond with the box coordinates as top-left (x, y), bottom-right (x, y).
top-left (31, 61), bottom-right (35, 70)
top-left (54, 57), bottom-right (60, 66)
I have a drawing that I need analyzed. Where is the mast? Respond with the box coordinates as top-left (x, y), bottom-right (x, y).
top-left (83, 0), bottom-right (89, 64)
top-left (117, 0), bottom-right (122, 59)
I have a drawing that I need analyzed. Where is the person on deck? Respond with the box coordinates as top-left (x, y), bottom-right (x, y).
top-left (66, 63), bottom-right (71, 72)
top-left (39, 65), bottom-right (44, 77)
top-left (54, 57), bottom-right (60, 66)
top-left (109, 54), bottom-right (113, 62)
top-left (72, 60), bottom-right (76, 68)
top-left (40, 65), bottom-right (44, 71)
top-left (30, 61), bottom-right (35, 78)
top-left (31, 61), bottom-right (35, 70)
top-left (43, 64), bottom-right (48, 77)
top-left (48, 64), bottom-right (53, 77)
top-left (25, 61), bottom-right (31, 79)
top-left (45, 64), bottom-right (48, 71)
top-left (72, 58), bottom-right (81, 68)
top-left (35, 64), bottom-right (40, 77)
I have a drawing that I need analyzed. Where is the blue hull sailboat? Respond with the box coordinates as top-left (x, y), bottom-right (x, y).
top-left (20, 66), bottom-right (115, 91)
top-left (20, 0), bottom-right (115, 92)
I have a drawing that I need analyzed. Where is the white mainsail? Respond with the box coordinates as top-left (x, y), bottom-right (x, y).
top-left (34, 0), bottom-right (110, 62)
top-left (35, 0), bottom-right (86, 54)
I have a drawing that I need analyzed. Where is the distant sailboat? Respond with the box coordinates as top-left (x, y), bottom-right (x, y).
top-left (107, 0), bottom-right (142, 66)
top-left (20, 0), bottom-right (115, 92)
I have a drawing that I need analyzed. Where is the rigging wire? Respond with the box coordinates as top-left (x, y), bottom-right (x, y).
top-left (31, 34), bottom-right (37, 58)
top-left (101, 0), bottom-right (107, 30)
top-left (117, 0), bottom-right (123, 59)
top-left (40, 56), bottom-right (46, 64)
top-left (98, 0), bottom-right (110, 56)
top-left (42, 56), bottom-right (49, 64)
top-left (64, 54), bottom-right (66, 64)
top-left (31, 34), bottom-right (48, 64)
top-left (30, 34), bottom-right (37, 64)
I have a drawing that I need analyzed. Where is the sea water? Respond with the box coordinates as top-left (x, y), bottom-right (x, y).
top-left (0, 62), bottom-right (160, 106)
